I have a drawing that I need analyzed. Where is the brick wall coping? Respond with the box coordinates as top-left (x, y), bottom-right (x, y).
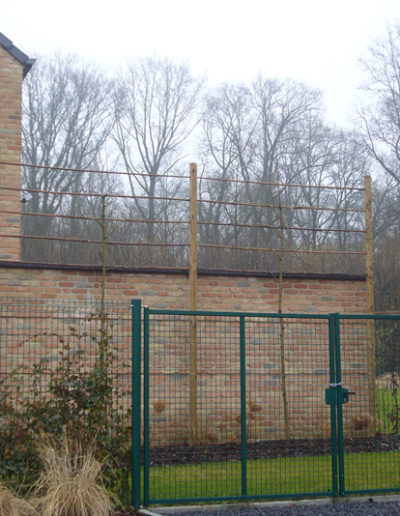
top-left (0, 260), bottom-right (365, 281)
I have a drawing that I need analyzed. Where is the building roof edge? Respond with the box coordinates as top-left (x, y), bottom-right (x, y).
top-left (0, 32), bottom-right (35, 77)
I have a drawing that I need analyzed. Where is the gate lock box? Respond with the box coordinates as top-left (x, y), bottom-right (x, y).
top-left (325, 387), bottom-right (337, 405)
top-left (325, 384), bottom-right (355, 405)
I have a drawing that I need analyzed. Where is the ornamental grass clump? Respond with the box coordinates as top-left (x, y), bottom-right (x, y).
top-left (32, 437), bottom-right (113, 516)
top-left (0, 484), bottom-right (37, 516)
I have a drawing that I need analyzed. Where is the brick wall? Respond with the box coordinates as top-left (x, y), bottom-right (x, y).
top-left (0, 265), bottom-right (367, 313)
top-left (0, 265), bottom-right (370, 445)
top-left (0, 45), bottom-right (23, 260)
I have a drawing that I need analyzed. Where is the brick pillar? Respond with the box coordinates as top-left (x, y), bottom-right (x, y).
top-left (0, 45), bottom-right (24, 260)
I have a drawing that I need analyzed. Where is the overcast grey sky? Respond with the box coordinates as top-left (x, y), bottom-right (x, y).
top-left (3, 0), bottom-right (400, 127)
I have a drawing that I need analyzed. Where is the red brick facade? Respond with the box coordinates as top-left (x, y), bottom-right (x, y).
top-left (0, 265), bottom-right (366, 313)
top-left (0, 44), bottom-right (23, 260)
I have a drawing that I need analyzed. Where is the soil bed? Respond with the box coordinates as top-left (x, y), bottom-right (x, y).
top-left (147, 433), bottom-right (400, 466)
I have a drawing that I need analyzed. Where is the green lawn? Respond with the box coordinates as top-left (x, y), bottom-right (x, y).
top-left (376, 387), bottom-right (400, 432)
top-left (144, 387), bottom-right (400, 503)
top-left (147, 450), bottom-right (400, 502)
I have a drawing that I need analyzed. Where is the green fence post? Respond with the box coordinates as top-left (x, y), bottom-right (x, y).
top-left (143, 305), bottom-right (150, 506)
top-left (240, 316), bottom-right (247, 496)
top-left (132, 299), bottom-right (142, 510)
top-left (328, 314), bottom-right (339, 496)
top-left (333, 313), bottom-right (345, 496)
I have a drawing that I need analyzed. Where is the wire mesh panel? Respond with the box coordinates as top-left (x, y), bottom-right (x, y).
top-left (144, 311), bottom-right (243, 503)
top-left (245, 316), bottom-right (333, 498)
top-left (144, 309), bottom-right (334, 504)
top-left (0, 299), bottom-right (132, 450)
top-left (339, 315), bottom-right (400, 495)
top-left (0, 298), bottom-right (131, 397)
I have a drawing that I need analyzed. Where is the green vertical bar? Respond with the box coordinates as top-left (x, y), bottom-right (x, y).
top-left (132, 299), bottom-right (142, 510)
top-left (240, 316), bottom-right (247, 496)
top-left (143, 306), bottom-right (150, 506)
top-left (328, 314), bottom-right (338, 497)
top-left (334, 313), bottom-right (345, 496)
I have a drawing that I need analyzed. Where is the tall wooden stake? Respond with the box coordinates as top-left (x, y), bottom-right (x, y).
top-left (96, 195), bottom-right (108, 368)
top-left (276, 168), bottom-right (290, 440)
top-left (364, 175), bottom-right (376, 434)
top-left (189, 162), bottom-right (198, 445)
top-left (364, 176), bottom-right (375, 315)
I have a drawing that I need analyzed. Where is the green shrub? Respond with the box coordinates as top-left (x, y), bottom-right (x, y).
top-left (0, 313), bottom-right (131, 507)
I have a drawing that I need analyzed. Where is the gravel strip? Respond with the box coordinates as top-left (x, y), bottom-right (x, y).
top-left (155, 499), bottom-right (400, 515)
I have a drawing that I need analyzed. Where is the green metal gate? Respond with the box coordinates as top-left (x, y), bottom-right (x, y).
top-left (131, 301), bottom-right (400, 508)
top-left (337, 314), bottom-right (400, 496)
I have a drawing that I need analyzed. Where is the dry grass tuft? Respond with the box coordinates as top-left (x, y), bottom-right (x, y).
top-left (32, 437), bottom-right (113, 516)
top-left (0, 484), bottom-right (37, 516)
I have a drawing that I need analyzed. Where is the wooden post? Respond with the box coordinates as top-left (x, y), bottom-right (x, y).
top-left (365, 176), bottom-right (374, 315)
top-left (189, 162), bottom-right (198, 445)
top-left (276, 166), bottom-right (290, 440)
top-left (278, 201), bottom-right (290, 440)
top-left (99, 194), bottom-right (108, 366)
top-left (364, 175), bottom-right (376, 434)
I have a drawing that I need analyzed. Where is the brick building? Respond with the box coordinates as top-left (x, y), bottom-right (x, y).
top-left (0, 33), bottom-right (34, 261)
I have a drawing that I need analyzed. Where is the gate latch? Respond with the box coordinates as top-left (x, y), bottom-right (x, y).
top-left (325, 382), bottom-right (341, 405)
top-left (325, 383), bottom-right (355, 405)
top-left (325, 387), bottom-right (336, 405)
top-left (342, 387), bottom-right (356, 404)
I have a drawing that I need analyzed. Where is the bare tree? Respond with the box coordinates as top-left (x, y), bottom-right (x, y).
top-left (371, 177), bottom-right (400, 311)
top-left (359, 24), bottom-right (400, 184)
top-left (198, 77), bottom-right (329, 271)
top-left (198, 83), bottom-right (258, 269)
top-left (356, 24), bottom-right (400, 307)
top-left (113, 57), bottom-right (203, 246)
top-left (287, 127), bottom-right (367, 272)
top-left (22, 54), bottom-right (114, 261)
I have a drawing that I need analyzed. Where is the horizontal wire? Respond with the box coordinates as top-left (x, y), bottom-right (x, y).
top-left (1, 185), bottom-right (189, 203)
top-left (198, 219), bottom-right (365, 233)
top-left (199, 175), bottom-right (365, 191)
top-left (2, 233), bottom-right (189, 247)
top-left (198, 197), bottom-right (365, 213)
top-left (198, 243), bottom-right (365, 254)
top-left (1, 209), bottom-right (189, 225)
top-left (0, 209), bottom-right (365, 233)
top-left (2, 233), bottom-right (364, 255)
top-left (0, 185), bottom-right (364, 213)
top-left (1, 161), bottom-right (182, 179)
top-left (0, 161), bottom-right (365, 191)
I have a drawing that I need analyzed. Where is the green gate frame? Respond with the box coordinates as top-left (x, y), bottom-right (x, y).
top-left (337, 313), bottom-right (400, 497)
top-left (131, 300), bottom-right (400, 509)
